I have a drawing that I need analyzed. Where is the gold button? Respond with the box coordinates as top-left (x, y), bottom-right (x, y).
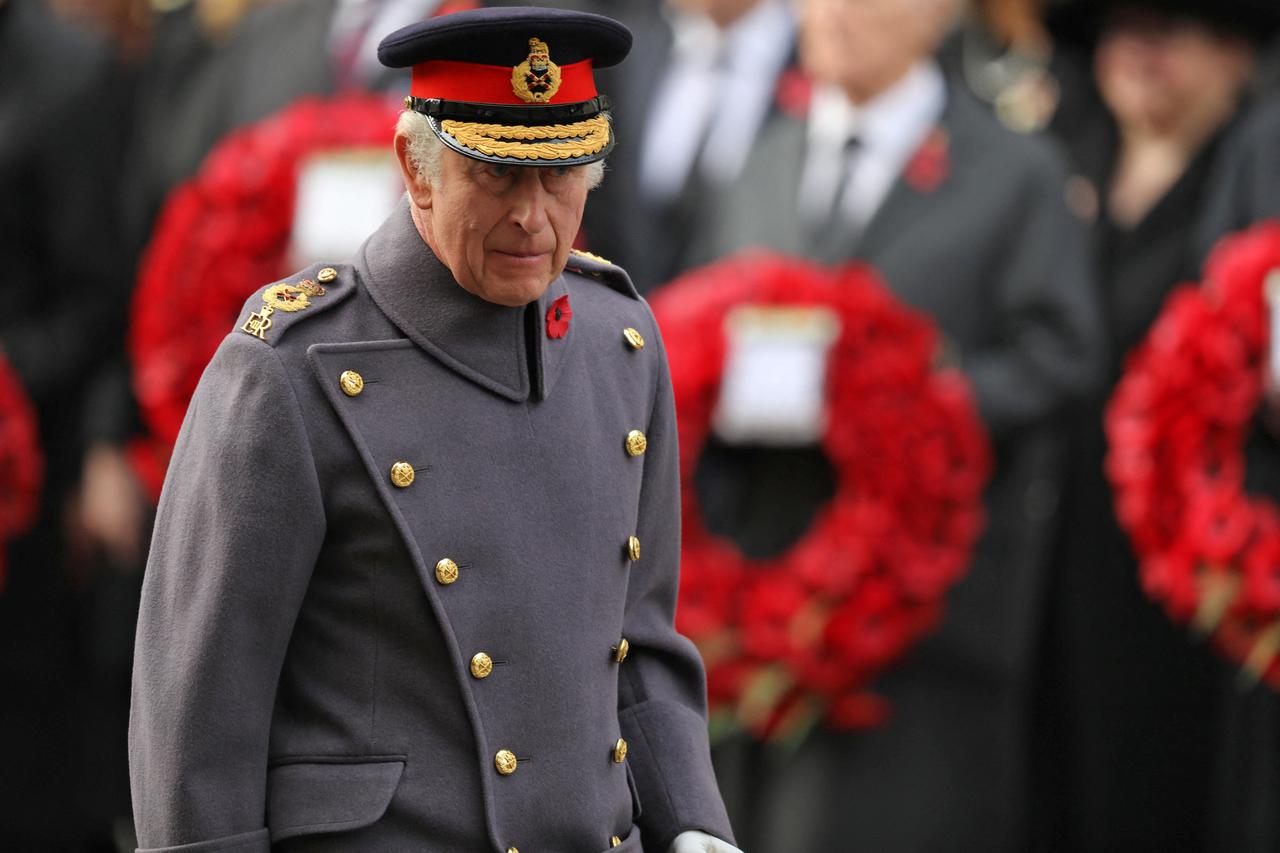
top-left (626, 536), bottom-right (641, 562)
top-left (471, 652), bottom-right (493, 679)
top-left (390, 461), bottom-right (415, 488)
top-left (435, 558), bottom-right (459, 585)
top-left (495, 749), bottom-right (518, 775)
top-left (623, 328), bottom-right (645, 350)
top-left (508, 849), bottom-right (519, 853)
top-left (612, 737), bottom-right (628, 764)
top-left (625, 430), bottom-right (647, 457)
top-left (611, 837), bottom-right (622, 848)
top-left (613, 638), bottom-right (630, 663)
top-left (317, 266), bottom-right (338, 284)
top-left (339, 370), bottom-right (364, 397)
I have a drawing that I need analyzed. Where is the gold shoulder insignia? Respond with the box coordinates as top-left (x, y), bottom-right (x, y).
top-left (570, 248), bottom-right (612, 266)
top-left (241, 267), bottom-right (337, 341)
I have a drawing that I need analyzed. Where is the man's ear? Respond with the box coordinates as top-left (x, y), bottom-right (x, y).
top-left (394, 132), bottom-right (433, 209)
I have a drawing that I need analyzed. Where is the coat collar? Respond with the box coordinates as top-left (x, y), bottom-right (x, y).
top-left (356, 199), bottom-right (571, 403)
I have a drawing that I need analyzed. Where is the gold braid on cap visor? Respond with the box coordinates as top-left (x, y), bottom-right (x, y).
top-left (440, 115), bottom-right (610, 160)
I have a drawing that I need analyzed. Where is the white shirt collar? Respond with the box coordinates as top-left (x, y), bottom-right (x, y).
top-left (801, 61), bottom-right (948, 229)
top-left (807, 61), bottom-right (947, 156)
top-left (668, 0), bottom-right (794, 70)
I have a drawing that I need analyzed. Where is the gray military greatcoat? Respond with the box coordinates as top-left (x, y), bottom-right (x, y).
top-left (129, 200), bottom-right (734, 852)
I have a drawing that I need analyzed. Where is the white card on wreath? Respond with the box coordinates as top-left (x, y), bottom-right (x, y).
top-left (1267, 270), bottom-right (1280, 384)
top-left (712, 305), bottom-right (841, 446)
top-left (289, 148), bottom-right (403, 269)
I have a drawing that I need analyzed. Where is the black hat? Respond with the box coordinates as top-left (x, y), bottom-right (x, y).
top-left (378, 6), bottom-right (632, 166)
top-left (1048, 0), bottom-right (1280, 46)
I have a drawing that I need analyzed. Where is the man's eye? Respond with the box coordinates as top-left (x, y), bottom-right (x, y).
top-left (548, 165), bottom-right (572, 178)
top-left (487, 163), bottom-right (514, 179)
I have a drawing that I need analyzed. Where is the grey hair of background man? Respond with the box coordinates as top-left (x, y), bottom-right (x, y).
top-left (396, 110), bottom-right (607, 189)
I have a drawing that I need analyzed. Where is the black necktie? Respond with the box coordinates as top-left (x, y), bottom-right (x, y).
top-left (805, 136), bottom-right (862, 264)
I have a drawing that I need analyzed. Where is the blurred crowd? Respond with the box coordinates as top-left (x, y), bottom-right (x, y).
top-left (2, 0), bottom-right (1280, 850)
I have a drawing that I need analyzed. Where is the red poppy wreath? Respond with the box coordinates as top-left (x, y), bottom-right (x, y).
top-left (0, 352), bottom-right (43, 592)
top-left (650, 252), bottom-right (991, 741)
top-left (1107, 221), bottom-right (1280, 688)
top-left (129, 94), bottom-right (400, 500)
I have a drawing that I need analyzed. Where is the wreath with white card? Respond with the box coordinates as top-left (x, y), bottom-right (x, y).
top-left (128, 94), bottom-right (401, 500)
top-left (651, 252), bottom-right (991, 741)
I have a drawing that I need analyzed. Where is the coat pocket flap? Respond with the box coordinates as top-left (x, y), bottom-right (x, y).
top-left (267, 756), bottom-right (405, 842)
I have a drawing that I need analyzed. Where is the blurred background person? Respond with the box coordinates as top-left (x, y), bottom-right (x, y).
top-left (688, 0), bottom-right (1101, 849)
top-left (939, 0), bottom-right (1098, 138)
top-left (0, 0), bottom-right (136, 849)
top-left (1032, 2), bottom-right (1275, 851)
top-left (1200, 94), bottom-right (1280, 247)
top-left (122, 0), bottom-right (474, 255)
top-left (582, 0), bottom-right (796, 292)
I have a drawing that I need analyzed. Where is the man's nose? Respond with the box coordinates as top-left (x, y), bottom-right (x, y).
top-left (509, 174), bottom-right (551, 232)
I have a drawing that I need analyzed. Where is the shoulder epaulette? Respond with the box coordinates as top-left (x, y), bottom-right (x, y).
top-left (565, 248), bottom-right (639, 300)
top-left (236, 263), bottom-right (356, 345)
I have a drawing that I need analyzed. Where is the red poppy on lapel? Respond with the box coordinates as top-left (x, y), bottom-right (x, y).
top-left (904, 128), bottom-right (950, 194)
top-left (773, 66), bottom-right (813, 119)
top-left (546, 294), bottom-right (572, 339)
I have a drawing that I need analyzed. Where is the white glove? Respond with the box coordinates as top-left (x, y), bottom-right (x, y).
top-left (668, 830), bottom-right (745, 853)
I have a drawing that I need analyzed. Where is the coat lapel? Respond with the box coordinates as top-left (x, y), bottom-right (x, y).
top-left (853, 92), bottom-right (962, 263)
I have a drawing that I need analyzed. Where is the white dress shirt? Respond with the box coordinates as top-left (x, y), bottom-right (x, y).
top-left (798, 61), bottom-right (948, 232)
top-left (639, 0), bottom-right (795, 204)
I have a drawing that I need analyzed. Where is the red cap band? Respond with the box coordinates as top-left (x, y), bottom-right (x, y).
top-left (411, 58), bottom-right (597, 105)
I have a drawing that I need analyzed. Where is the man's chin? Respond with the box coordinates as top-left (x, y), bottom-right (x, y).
top-left (468, 274), bottom-right (552, 307)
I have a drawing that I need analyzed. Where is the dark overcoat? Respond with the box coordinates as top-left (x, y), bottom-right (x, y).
top-left (1034, 115), bottom-right (1232, 853)
top-left (129, 201), bottom-right (734, 853)
top-left (687, 86), bottom-right (1103, 852)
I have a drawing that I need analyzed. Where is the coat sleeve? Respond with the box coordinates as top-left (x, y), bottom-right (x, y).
top-left (618, 318), bottom-right (736, 851)
top-left (962, 145), bottom-right (1104, 437)
top-left (129, 333), bottom-right (326, 852)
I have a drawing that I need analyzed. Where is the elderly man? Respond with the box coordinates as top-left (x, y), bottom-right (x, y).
top-left (128, 8), bottom-right (737, 853)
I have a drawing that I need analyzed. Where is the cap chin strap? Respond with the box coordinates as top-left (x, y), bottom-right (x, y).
top-left (406, 95), bottom-right (612, 125)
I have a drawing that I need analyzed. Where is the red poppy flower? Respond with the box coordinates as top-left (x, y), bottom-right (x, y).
top-left (0, 353), bottom-right (42, 594)
top-left (545, 294), bottom-right (572, 339)
top-left (904, 128), bottom-right (950, 194)
top-left (774, 66), bottom-right (814, 119)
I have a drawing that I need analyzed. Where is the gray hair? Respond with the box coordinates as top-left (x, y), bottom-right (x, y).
top-left (396, 110), bottom-right (606, 189)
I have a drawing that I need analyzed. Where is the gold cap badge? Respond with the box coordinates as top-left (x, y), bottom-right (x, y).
top-left (512, 37), bottom-right (562, 103)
